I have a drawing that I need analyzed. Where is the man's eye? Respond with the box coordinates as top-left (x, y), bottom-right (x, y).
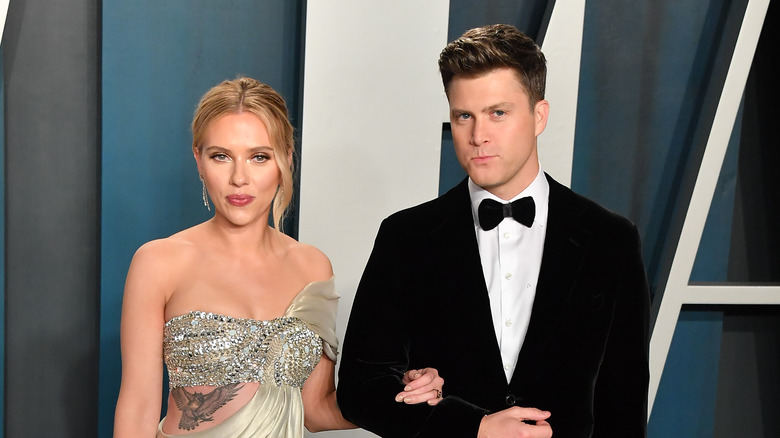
top-left (458, 113), bottom-right (471, 120)
top-left (493, 110), bottom-right (505, 117)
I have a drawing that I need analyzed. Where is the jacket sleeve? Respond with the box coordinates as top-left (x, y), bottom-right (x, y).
top-left (592, 224), bottom-right (650, 437)
top-left (337, 219), bottom-right (489, 437)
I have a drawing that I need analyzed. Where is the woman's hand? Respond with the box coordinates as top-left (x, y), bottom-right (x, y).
top-left (394, 367), bottom-right (445, 406)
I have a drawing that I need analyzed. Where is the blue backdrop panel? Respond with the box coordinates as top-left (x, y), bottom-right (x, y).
top-left (648, 309), bottom-right (724, 437)
top-left (646, 114), bottom-right (742, 434)
top-left (439, 125), bottom-right (466, 195)
top-left (575, 0), bottom-right (746, 436)
top-left (447, 0), bottom-right (551, 41)
top-left (99, 2), bottom-right (303, 435)
top-left (574, 0), bottom-right (743, 280)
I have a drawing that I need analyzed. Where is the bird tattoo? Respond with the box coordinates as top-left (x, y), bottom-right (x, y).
top-left (172, 383), bottom-right (245, 431)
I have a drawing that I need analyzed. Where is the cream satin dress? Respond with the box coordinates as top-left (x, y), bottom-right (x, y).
top-left (156, 277), bottom-right (339, 438)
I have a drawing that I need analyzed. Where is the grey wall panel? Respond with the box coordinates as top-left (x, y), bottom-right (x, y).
top-left (728, 0), bottom-right (779, 284)
top-left (714, 3), bottom-right (780, 436)
top-left (714, 307), bottom-right (780, 438)
top-left (3, 0), bottom-right (100, 436)
top-left (0, 47), bottom-right (6, 436)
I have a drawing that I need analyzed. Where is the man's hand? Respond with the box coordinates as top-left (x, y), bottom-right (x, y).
top-left (394, 368), bottom-right (445, 406)
top-left (478, 407), bottom-right (552, 437)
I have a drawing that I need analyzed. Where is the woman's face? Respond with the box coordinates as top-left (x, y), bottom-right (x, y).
top-left (195, 112), bottom-right (281, 228)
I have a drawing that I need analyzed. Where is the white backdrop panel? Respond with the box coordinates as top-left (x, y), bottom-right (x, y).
top-left (299, 3), bottom-right (450, 436)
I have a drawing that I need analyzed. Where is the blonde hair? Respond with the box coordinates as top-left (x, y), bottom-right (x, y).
top-left (192, 77), bottom-right (294, 230)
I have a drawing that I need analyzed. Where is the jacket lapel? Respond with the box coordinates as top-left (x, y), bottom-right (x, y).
top-left (429, 180), bottom-right (508, 386)
top-left (511, 175), bottom-right (591, 386)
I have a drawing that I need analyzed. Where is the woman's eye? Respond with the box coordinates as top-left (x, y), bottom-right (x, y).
top-left (252, 154), bottom-right (270, 163)
top-left (211, 153), bottom-right (229, 161)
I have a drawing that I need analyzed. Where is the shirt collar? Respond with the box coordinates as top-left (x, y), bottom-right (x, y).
top-left (468, 166), bottom-right (550, 229)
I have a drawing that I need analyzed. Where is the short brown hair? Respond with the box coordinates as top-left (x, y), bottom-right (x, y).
top-left (438, 24), bottom-right (546, 108)
top-left (192, 77), bottom-right (294, 230)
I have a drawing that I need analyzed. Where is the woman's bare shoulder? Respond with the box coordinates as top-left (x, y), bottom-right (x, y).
top-left (129, 226), bottom-right (204, 278)
top-left (136, 232), bottom-right (194, 260)
top-left (279, 234), bottom-right (333, 283)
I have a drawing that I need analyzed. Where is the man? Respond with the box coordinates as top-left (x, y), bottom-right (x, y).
top-left (337, 24), bottom-right (650, 437)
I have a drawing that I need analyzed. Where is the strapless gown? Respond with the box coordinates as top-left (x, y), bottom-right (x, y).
top-left (156, 277), bottom-right (339, 438)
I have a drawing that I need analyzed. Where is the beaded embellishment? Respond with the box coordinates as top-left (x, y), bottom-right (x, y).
top-left (163, 311), bottom-right (323, 389)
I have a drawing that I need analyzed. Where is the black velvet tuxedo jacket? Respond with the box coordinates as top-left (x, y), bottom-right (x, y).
top-left (337, 175), bottom-right (650, 438)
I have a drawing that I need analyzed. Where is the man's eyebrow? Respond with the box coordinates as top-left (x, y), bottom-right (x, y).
top-left (484, 102), bottom-right (514, 112)
top-left (450, 102), bottom-right (515, 115)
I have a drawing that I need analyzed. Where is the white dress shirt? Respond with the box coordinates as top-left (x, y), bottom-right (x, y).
top-left (468, 168), bottom-right (549, 382)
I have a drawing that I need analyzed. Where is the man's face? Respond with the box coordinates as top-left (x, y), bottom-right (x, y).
top-left (448, 68), bottom-right (548, 200)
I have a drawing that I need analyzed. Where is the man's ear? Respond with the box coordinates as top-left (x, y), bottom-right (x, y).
top-left (534, 100), bottom-right (549, 137)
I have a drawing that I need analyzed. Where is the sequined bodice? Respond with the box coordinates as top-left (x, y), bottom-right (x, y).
top-left (163, 311), bottom-right (323, 389)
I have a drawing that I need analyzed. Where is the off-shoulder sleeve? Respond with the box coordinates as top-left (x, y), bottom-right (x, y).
top-left (284, 276), bottom-right (339, 361)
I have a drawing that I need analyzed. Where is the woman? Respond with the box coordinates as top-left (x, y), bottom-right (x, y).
top-left (114, 77), bottom-right (443, 437)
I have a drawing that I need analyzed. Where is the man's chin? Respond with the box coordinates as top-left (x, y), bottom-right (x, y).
top-left (470, 178), bottom-right (500, 191)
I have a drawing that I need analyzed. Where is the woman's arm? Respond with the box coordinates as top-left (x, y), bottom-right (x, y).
top-left (301, 355), bottom-right (355, 432)
top-left (114, 242), bottom-right (170, 437)
top-left (295, 244), bottom-right (445, 432)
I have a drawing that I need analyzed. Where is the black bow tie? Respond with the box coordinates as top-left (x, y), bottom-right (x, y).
top-left (478, 197), bottom-right (535, 230)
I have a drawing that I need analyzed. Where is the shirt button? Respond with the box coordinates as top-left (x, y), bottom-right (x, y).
top-left (527, 283), bottom-right (532, 288)
top-left (504, 363), bottom-right (511, 371)
top-left (505, 319), bottom-right (513, 327)
top-left (503, 232), bottom-right (511, 239)
top-left (505, 273), bottom-right (513, 280)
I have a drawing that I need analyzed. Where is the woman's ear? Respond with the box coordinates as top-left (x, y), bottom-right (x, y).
top-left (193, 147), bottom-right (203, 175)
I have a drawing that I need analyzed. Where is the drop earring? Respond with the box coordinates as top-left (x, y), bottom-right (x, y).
top-left (200, 177), bottom-right (210, 211)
